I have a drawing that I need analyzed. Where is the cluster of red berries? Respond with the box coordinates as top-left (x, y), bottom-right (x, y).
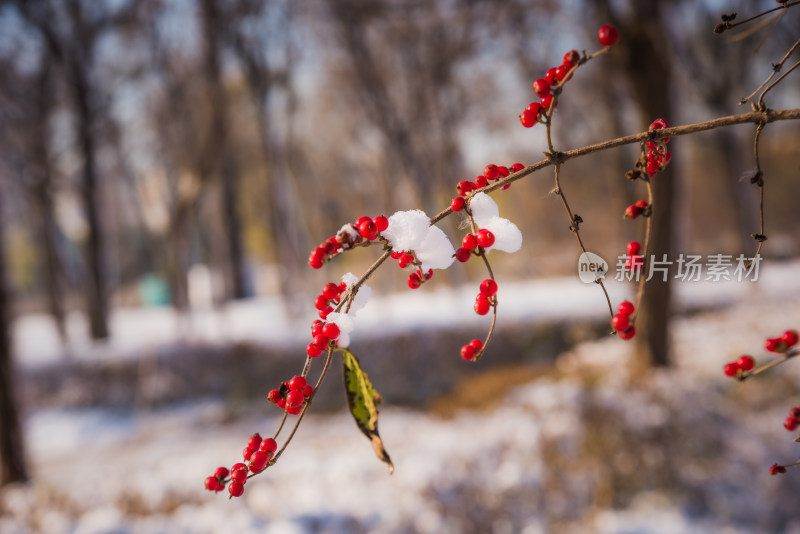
top-left (624, 240), bottom-right (644, 272)
top-left (782, 406), bottom-right (800, 432)
top-left (722, 355), bottom-right (755, 378)
top-left (770, 463), bottom-right (787, 475)
top-left (389, 250), bottom-right (434, 289)
top-left (451, 163), bottom-right (525, 208)
top-left (518, 25), bottom-right (618, 129)
top-left (308, 215), bottom-right (389, 269)
top-left (204, 433), bottom-right (279, 497)
top-left (455, 229), bottom-right (496, 263)
top-left (460, 339), bottom-right (484, 361)
top-left (268, 375), bottom-right (315, 414)
top-left (611, 300), bottom-right (636, 340)
top-left (473, 278), bottom-right (498, 316)
top-left (643, 118), bottom-right (672, 178)
top-left (314, 281), bottom-right (348, 320)
top-left (305, 318), bottom-right (341, 358)
top-left (624, 200), bottom-right (650, 220)
top-left (765, 329), bottom-right (799, 353)
top-left (519, 50), bottom-right (578, 128)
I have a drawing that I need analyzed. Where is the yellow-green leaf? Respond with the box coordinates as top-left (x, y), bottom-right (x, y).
top-left (339, 348), bottom-right (394, 474)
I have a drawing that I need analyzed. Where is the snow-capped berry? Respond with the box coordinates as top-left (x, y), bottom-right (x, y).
top-left (597, 24), bottom-right (619, 47)
top-left (479, 279), bottom-right (498, 297)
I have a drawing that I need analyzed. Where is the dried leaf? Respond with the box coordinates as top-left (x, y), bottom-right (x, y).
top-left (339, 348), bottom-right (394, 473)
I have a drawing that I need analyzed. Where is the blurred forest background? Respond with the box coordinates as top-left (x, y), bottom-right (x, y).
top-left (1, 0), bottom-right (800, 532)
top-left (0, 0), bottom-right (798, 340)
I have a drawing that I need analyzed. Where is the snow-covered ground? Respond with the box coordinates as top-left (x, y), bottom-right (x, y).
top-left (3, 261), bottom-right (800, 533)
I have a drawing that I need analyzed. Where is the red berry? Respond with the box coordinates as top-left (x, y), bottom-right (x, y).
top-left (624, 205), bottom-right (641, 219)
top-left (722, 362), bottom-right (740, 377)
top-left (306, 342), bottom-right (323, 358)
top-left (249, 450), bottom-right (269, 472)
top-left (610, 313), bottom-right (629, 333)
top-left (554, 64), bottom-right (570, 83)
top-left (649, 118), bottom-right (669, 131)
top-left (455, 247), bottom-right (471, 262)
top-left (231, 465), bottom-right (248, 484)
top-left (544, 67), bottom-right (558, 85)
top-left (562, 49), bottom-right (580, 69)
top-left (770, 464), bottom-right (787, 475)
top-left (228, 481), bottom-right (245, 497)
top-left (460, 344), bottom-right (476, 360)
top-left (597, 24), bottom-right (619, 47)
top-left (784, 417), bottom-right (798, 432)
top-left (792, 406), bottom-right (800, 419)
top-left (214, 466), bottom-right (229, 479)
top-left (497, 166), bottom-right (509, 178)
top-left (634, 200), bottom-right (648, 210)
top-left (313, 334), bottom-right (330, 350)
top-left (285, 404), bottom-right (303, 415)
top-left (303, 385), bottom-right (314, 397)
top-left (468, 339), bottom-right (484, 351)
top-left (617, 301), bottom-right (635, 316)
top-left (322, 323), bottom-right (340, 340)
top-left (736, 355), bottom-right (755, 372)
top-left (287, 375), bottom-right (307, 391)
top-left (407, 272), bottom-right (422, 289)
top-left (479, 279), bottom-right (498, 297)
top-left (626, 241), bottom-right (641, 256)
top-left (474, 295), bottom-right (491, 316)
top-left (484, 164), bottom-right (500, 181)
top-left (259, 438), bottom-right (278, 453)
top-left (451, 197), bottom-right (466, 212)
top-left (540, 94), bottom-right (556, 110)
top-left (314, 295), bottom-right (328, 311)
top-left (476, 229), bottom-right (495, 248)
top-left (462, 234), bottom-right (478, 250)
top-left (618, 326), bottom-right (636, 340)
top-left (267, 388), bottom-right (282, 404)
top-left (457, 180), bottom-right (474, 196)
top-left (532, 78), bottom-right (550, 97)
top-left (358, 220), bottom-right (378, 240)
top-left (782, 329), bottom-right (799, 347)
top-left (286, 390), bottom-right (305, 408)
top-left (247, 433), bottom-right (263, 451)
top-left (205, 476), bottom-right (219, 491)
top-left (765, 337), bottom-right (785, 353)
top-left (474, 175), bottom-right (488, 188)
top-left (509, 163), bottom-right (525, 173)
top-left (321, 283), bottom-right (338, 300)
top-left (519, 108), bottom-right (538, 128)
top-left (373, 215), bottom-right (389, 232)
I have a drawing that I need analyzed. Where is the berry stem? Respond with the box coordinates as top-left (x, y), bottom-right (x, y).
top-left (739, 348), bottom-right (799, 381)
top-left (740, 36), bottom-right (800, 105)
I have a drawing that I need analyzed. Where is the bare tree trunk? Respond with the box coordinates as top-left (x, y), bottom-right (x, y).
top-left (201, 0), bottom-right (248, 300)
top-left (32, 54), bottom-right (67, 343)
top-left (71, 54), bottom-right (109, 339)
top-left (608, 1), bottom-right (675, 371)
top-left (0, 198), bottom-right (28, 486)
